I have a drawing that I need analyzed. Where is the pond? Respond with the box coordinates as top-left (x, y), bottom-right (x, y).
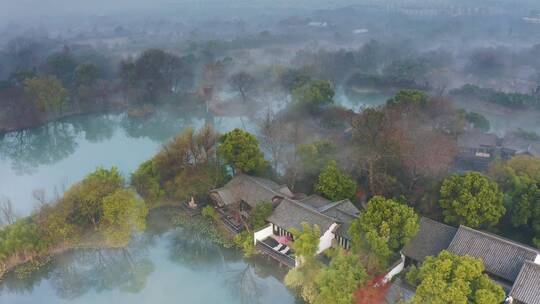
top-left (0, 227), bottom-right (298, 304)
top-left (0, 106), bottom-right (295, 303)
top-left (0, 107), bottom-right (255, 217)
top-left (335, 85), bottom-right (391, 112)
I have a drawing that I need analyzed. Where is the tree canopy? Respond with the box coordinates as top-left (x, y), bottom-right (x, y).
top-left (292, 79), bottom-right (335, 109)
top-left (248, 202), bottom-right (273, 230)
top-left (407, 250), bottom-right (505, 304)
top-left (349, 196), bottom-right (419, 267)
top-left (24, 76), bottom-right (68, 112)
top-left (315, 160), bottom-right (357, 201)
top-left (489, 156), bottom-right (540, 247)
top-left (439, 172), bottom-right (505, 228)
top-left (290, 222), bottom-right (321, 263)
top-left (229, 71), bottom-right (256, 103)
top-left (314, 251), bottom-right (367, 304)
top-left (100, 189), bottom-right (147, 246)
top-left (218, 128), bottom-right (268, 174)
top-left (132, 124), bottom-right (224, 207)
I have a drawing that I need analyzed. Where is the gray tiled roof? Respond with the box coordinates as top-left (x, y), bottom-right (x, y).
top-left (457, 131), bottom-right (499, 149)
top-left (510, 261), bottom-right (540, 304)
top-left (402, 217), bottom-right (457, 262)
top-left (299, 194), bottom-right (332, 209)
top-left (502, 135), bottom-right (540, 157)
top-left (212, 175), bottom-right (360, 237)
top-left (448, 226), bottom-right (539, 282)
top-left (267, 198), bottom-right (337, 233)
top-left (210, 174), bottom-right (292, 208)
top-left (318, 199), bottom-right (360, 239)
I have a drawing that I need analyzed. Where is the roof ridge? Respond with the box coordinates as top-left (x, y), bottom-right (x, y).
top-left (319, 200), bottom-right (360, 219)
top-left (243, 174), bottom-right (285, 196)
top-left (420, 217), bottom-right (456, 230)
top-left (509, 260), bottom-right (540, 295)
top-left (317, 200), bottom-right (343, 212)
top-left (455, 225), bottom-right (539, 255)
top-left (286, 198), bottom-right (337, 223)
top-left (240, 174), bottom-right (338, 225)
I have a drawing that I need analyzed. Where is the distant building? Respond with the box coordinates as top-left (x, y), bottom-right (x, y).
top-left (353, 28), bottom-right (369, 35)
top-left (456, 130), bottom-right (499, 170)
top-left (308, 21), bottom-right (328, 28)
top-left (456, 131), bottom-right (540, 171)
top-left (523, 15), bottom-right (540, 24)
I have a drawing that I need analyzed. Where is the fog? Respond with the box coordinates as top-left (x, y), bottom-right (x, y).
top-left (3, 1), bottom-right (540, 303)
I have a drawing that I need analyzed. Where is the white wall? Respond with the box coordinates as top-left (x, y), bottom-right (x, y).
top-left (253, 224), bottom-right (274, 245)
top-left (383, 254), bottom-right (406, 284)
top-left (534, 254), bottom-right (540, 265)
top-left (317, 223), bottom-right (338, 254)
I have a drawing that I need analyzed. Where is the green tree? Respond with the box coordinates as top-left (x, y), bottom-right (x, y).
top-left (0, 219), bottom-right (49, 264)
top-left (439, 172), bottom-right (505, 228)
top-left (24, 76), bottom-right (68, 112)
top-left (292, 80), bottom-right (335, 109)
top-left (349, 196), bottom-right (419, 267)
top-left (74, 63), bottom-right (99, 86)
top-left (407, 250), bottom-right (505, 304)
top-left (290, 222), bottom-right (321, 264)
top-left (218, 128), bottom-right (268, 174)
top-left (314, 250), bottom-right (367, 304)
top-left (284, 261), bottom-right (323, 303)
top-left (100, 189), bottom-right (148, 247)
top-left (462, 111), bottom-right (490, 132)
top-left (131, 159), bottom-right (164, 206)
top-left (248, 202), bottom-right (273, 230)
top-left (315, 160), bottom-right (357, 201)
top-left (386, 90), bottom-right (430, 109)
top-left (229, 71), bottom-right (256, 103)
top-left (201, 206), bottom-right (220, 222)
top-left (489, 156), bottom-right (540, 247)
top-left (66, 167), bottom-right (124, 230)
top-left (46, 51), bottom-right (77, 85)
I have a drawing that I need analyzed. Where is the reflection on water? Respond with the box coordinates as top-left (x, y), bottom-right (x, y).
top-left (0, 228), bottom-right (297, 304)
top-left (0, 122), bottom-right (79, 175)
top-left (335, 86), bottom-right (391, 112)
top-left (0, 106), bottom-right (255, 216)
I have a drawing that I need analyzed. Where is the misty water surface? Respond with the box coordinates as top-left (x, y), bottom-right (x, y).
top-left (0, 107), bottom-right (255, 217)
top-left (0, 227), bottom-right (298, 304)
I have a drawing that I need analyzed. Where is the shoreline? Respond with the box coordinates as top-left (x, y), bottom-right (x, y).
top-left (0, 102), bottom-right (129, 135)
top-left (0, 204), bottom-right (183, 281)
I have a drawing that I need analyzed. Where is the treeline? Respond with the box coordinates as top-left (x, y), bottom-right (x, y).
top-left (0, 168), bottom-right (147, 278)
top-left (450, 84), bottom-right (540, 109)
top-left (0, 35), bottom-right (264, 133)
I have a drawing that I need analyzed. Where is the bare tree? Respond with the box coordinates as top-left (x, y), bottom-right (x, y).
top-left (259, 109), bottom-right (287, 172)
top-left (229, 71), bottom-right (256, 103)
top-left (0, 196), bottom-right (16, 225)
top-left (33, 188), bottom-right (48, 206)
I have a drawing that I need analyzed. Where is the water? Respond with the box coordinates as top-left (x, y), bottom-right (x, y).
top-left (0, 106), bottom-right (295, 304)
top-left (0, 228), bottom-right (297, 304)
top-left (335, 85), bottom-right (391, 111)
top-left (0, 107), bottom-right (255, 217)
